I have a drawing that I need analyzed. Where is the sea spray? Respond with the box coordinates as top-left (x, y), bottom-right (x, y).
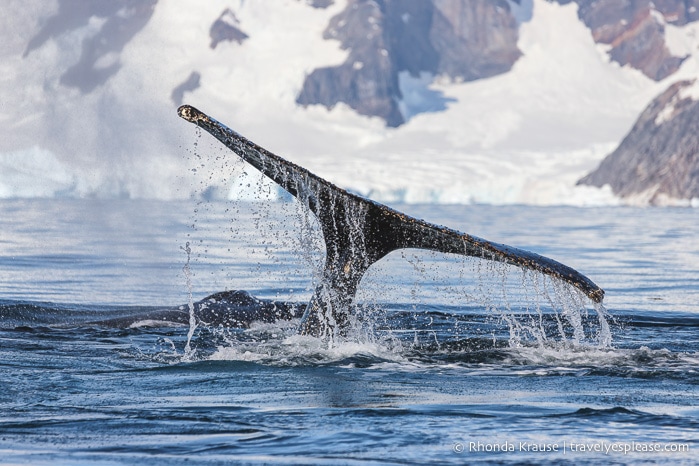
top-left (182, 241), bottom-right (198, 358)
top-left (357, 248), bottom-right (613, 351)
top-left (181, 126), bottom-right (613, 357)
top-left (594, 301), bottom-right (613, 348)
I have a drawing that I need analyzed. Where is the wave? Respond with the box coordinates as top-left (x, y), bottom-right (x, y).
top-left (552, 407), bottom-right (699, 430)
top-left (2, 299), bottom-right (697, 377)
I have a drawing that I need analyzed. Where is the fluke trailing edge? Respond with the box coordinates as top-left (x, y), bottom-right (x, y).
top-left (177, 105), bottom-right (604, 338)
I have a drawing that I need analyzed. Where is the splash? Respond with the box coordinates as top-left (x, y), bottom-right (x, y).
top-left (350, 238), bottom-right (613, 351)
top-left (178, 105), bottom-right (611, 359)
top-left (181, 241), bottom-right (197, 359)
top-left (181, 174), bottom-right (613, 360)
top-left (210, 330), bottom-right (406, 367)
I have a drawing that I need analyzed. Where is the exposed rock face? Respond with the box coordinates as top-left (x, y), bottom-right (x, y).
top-left (171, 71), bottom-right (201, 106)
top-left (578, 80), bottom-right (699, 203)
top-left (431, 0), bottom-right (522, 81)
top-left (559, 0), bottom-right (699, 80)
top-left (296, 0), bottom-right (522, 127)
top-left (298, 0), bottom-right (405, 126)
top-left (24, 0), bottom-right (157, 93)
top-left (306, 0), bottom-right (335, 8)
top-left (210, 9), bottom-right (249, 49)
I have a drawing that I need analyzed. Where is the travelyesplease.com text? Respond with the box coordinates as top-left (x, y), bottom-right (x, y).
top-left (453, 440), bottom-right (690, 455)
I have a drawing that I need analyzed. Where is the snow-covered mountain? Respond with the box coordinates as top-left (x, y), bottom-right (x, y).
top-left (296, 0), bottom-right (523, 127)
top-left (1, 0), bottom-right (698, 206)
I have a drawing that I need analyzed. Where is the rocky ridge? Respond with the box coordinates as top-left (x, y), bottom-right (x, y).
top-left (296, 0), bottom-right (522, 127)
top-left (296, 0), bottom-right (699, 127)
top-left (209, 8), bottom-right (249, 49)
top-left (559, 0), bottom-right (699, 80)
top-left (578, 80), bottom-right (699, 204)
top-left (23, 0), bottom-right (157, 93)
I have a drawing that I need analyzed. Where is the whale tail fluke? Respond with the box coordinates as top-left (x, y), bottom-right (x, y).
top-left (177, 105), bottom-right (604, 338)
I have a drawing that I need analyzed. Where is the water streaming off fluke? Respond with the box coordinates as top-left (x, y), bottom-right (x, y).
top-left (177, 104), bottom-right (606, 346)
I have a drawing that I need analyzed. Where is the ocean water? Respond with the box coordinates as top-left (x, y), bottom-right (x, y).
top-left (0, 198), bottom-right (697, 465)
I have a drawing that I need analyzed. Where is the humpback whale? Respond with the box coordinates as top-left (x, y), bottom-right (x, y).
top-left (92, 290), bottom-right (299, 329)
top-left (177, 105), bottom-right (604, 338)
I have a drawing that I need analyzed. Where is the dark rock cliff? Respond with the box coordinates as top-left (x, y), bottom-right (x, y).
top-left (24, 0), bottom-right (157, 93)
top-left (431, 0), bottom-right (522, 81)
top-left (296, 0), bottom-right (522, 127)
top-left (297, 0), bottom-right (406, 126)
top-left (210, 9), bottom-right (249, 49)
top-left (578, 80), bottom-right (699, 203)
top-left (558, 0), bottom-right (699, 80)
top-left (171, 72), bottom-right (201, 106)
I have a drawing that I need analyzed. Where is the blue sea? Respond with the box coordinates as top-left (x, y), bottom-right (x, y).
top-left (0, 198), bottom-right (697, 465)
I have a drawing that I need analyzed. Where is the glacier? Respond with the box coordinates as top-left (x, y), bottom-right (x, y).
top-left (1, 0), bottom-right (698, 205)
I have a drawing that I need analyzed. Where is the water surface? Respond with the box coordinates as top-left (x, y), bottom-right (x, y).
top-left (1, 199), bottom-right (697, 464)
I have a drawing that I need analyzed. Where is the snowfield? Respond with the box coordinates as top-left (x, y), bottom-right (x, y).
top-left (1, 0), bottom-right (699, 206)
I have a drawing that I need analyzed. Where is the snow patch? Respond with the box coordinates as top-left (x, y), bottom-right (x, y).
top-left (655, 79), bottom-right (699, 125)
top-left (0, 147), bottom-right (75, 198)
top-left (219, 8), bottom-right (242, 28)
top-left (664, 19), bottom-right (699, 79)
top-left (93, 51), bottom-right (120, 70)
top-left (397, 71), bottom-right (454, 121)
top-left (680, 79), bottom-right (699, 100)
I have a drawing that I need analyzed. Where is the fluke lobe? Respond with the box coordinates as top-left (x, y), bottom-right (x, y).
top-left (177, 105), bottom-right (604, 338)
